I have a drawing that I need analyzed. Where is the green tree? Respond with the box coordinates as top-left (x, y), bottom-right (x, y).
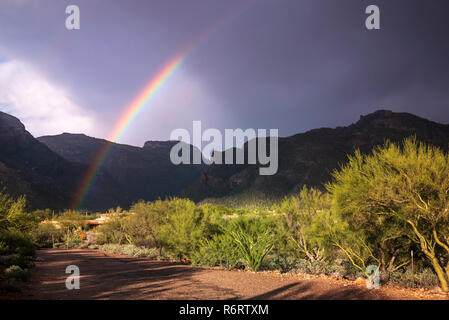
top-left (328, 137), bottom-right (449, 291)
top-left (161, 198), bottom-right (216, 259)
top-left (277, 186), bottom-right (330, 262)
top-left (125, 200), bottom-right (171, 255)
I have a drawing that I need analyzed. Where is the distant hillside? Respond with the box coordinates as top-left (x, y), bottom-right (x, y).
top-left (38, 133), bottom-right (205, 208)
top-left (0, 111), bottom-right (122, 210)
top-left (183, 110), bottom-right (449, 200)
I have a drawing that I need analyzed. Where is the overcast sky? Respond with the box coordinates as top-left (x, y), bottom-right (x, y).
top-left (0, 0), bottom-right (448, 147)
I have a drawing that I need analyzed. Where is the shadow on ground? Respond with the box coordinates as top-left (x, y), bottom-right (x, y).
top-left (16, 249), bottom-right (394, 300)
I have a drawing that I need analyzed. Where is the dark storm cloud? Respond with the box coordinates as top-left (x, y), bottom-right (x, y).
top-left (0, 0), bottom-right (448, 145)
top-left (184, 0), bottom-right (449, 134)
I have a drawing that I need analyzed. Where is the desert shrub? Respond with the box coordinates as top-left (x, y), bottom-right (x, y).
top-left (30, 223), bottom-right (64, 248)
top-left (0, 253), bottom-right (33, 268)
top-left (291, 259), bottom-right (346, 275)
top-left (275, 187), bottom-right (331, 262)
top-left (0, 228), bottom-right (36, 257)
top-left (121, 200), bottom-right (166, 247)
top-left (160, 198), bottom-right (218, 259)
top-left (5, 265), bottom-right (30, 282)
top-left (121, 245), bottom-right (158, 258)
top-left (191, 233), bottom-right (241, 268)
top-left (264, 255), bottom-right (347, 275)
top-left (31, 209), bottom-right (54, 221)
top-left (95, 216), bottom-right (127, 244)
top-left (2, 196), bottom-right (38, 233)
top-left (264, 255), bottom-right (300, 272)
top-left (222, 216), bottom-right (278, 271)
top-left (96, 244), bottom-right (159, 258)
top-left (0, 193), bottom-right (37, 259)
top-left (414, 268), bottom-right (440, 288)
top-left (200, 190), bottom-right (281, 209)
top-left (61, 230), bottom-right (83, 248)
top-left (96, 243), bottom-right (123, 254)
top-left (96, 198), bottom-right (219, 259)
top-left (389, 267), bottom-right (440, 288)
top-left (56, 210), bottom-right (89, 231)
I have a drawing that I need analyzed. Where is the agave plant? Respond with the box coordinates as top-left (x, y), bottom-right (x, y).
top-left (223, 223), bottom-right (274, 271)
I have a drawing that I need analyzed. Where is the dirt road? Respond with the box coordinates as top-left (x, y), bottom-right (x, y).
top-left (14, 249), bottom-right (447, 300)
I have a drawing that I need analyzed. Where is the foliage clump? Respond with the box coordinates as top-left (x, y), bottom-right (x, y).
top-left (327, 137), bottom-right (449, 291)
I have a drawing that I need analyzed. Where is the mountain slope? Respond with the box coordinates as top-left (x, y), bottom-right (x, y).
top-left (0, 112), bottom-right (122, 209)
top-left (38, 134), bottom-right (205, 207)
top-left (183, 110), bottom-right (449, 200)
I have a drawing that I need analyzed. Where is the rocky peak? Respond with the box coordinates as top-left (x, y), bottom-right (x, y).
top-left (0, 111), bottom-right (26, 134)
top-left (352, 109), bottom-right (445, 132)
top-left (0, 111), bottom-right (35, 153)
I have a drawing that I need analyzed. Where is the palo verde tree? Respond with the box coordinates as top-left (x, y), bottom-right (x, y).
top-left (278, 186), bottom-right (330, 262)
top-left (328, 137), bottom-right (449, 291)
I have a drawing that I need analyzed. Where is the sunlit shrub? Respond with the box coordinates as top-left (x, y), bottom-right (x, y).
top-left (0, 228), bottom-right (36, 257)
top-left (30, 223), bottom-right (64, 248)
top-left (191, 233), bottom-right (241, 268)
top-left (389, 267), bottom-right (440, 288)
top-left (96, 244), bottom-right (159, 258)
top-left (222, 216), bottom-right (278, 271)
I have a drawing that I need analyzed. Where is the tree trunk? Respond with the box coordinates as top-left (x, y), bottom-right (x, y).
top-left (408, 221), bottom-right (449, 292)
top-left (432, 230), bottom-right (449, 285)
top-left (429, 255), bottom-right (449, 292)
top-left (387, 251), bottom-right (398, 272)
top-left (445, 263), bottom-right (449, 285)
top-left (380, 248), bottom-right (386, 273)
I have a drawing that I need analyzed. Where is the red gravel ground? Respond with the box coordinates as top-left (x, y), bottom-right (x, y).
top-left (4, 248), bottom-right (448, 300)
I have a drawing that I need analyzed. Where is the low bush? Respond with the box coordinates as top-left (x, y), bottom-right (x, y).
top-left (5, 265), bottom-right (30, 282)
top-left (389, 267), bottom-right (440, 288)
top-left (158, 198), bottom-right (218, 259)
top-left (264, 255), bottom-right (302, 273)
top-left (191, 234), bottom-right (241, 268)
top-left (223, 217), bottom-right (277, 271)
top-left (0, 253), bottom-right (33, 269)
top-left (31, 223), bottom-right (64, 248)
top-left (291, 259), bottom-right (347, 275)
top-left (61, 230), bottom-right (83, 249)
top-left (96, 244), bottom-right (159, 259)
top-left (264, 255), bottom-right (348, 275)
top-left (0, 228), bottom-right (36, 257)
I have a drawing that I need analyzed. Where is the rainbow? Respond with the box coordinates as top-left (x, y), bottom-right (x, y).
top-left (71, 1), bottom-right (255, 209)
top-left (70, 55), bottom-right (186, 208)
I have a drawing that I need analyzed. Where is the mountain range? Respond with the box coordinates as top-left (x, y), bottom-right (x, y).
top-left (183, 110), bottom-right (449, 200)
top-left (0, 109), bottom-right (448, 210)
